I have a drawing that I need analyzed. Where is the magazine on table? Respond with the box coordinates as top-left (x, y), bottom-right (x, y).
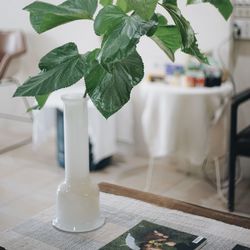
top-left (99, 220), bottom-right (207, 250)
top-left (232, 245), bottom-right (250, 250)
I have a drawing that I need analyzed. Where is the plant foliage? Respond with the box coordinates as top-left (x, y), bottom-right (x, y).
top-left (14, 0), bottom-right (233, 118)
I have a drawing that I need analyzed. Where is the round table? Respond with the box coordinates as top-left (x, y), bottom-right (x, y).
top-left (138, 82), bottom-right (233, 163)
top-left (133, 81), bottom-right (233, 191)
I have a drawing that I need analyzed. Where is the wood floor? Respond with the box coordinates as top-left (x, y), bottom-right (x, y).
top-left (0, 127), bottom-right (250, 232)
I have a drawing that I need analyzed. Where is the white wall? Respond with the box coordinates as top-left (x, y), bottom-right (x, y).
top-left (0, 0), bottom-right (101, 131)
top-left (1, 1), bottom-right (249, 174)
top-left (1, 1), bottom-right (231, 79)
top-left (1, 0), bottom-right (100, 81)
top-left (138, 1), bottom-right (231, 74)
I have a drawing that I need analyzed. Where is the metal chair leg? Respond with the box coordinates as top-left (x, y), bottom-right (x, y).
top-left (144, 157), bottom-right (155, 192)
top-left (214, 157), bottom-right (227, 204)
top-left (0, 137), bottom-right (32, 155)
top-left (202, 156), bottom-right (227, 204)
top-left (228, 153), bottom-right (236, 212)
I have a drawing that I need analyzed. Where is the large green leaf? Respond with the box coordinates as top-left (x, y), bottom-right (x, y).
top-left (24, 0), bottom-right (98, 33)
top-left (99, 15), bottom-right (156, 64)
top-left (95, 6), bottom-right (158, 64)
top-left (100, 0), bottom-right (113, 6)
top-left (161, 1), bottom-right (195, 49)
top-left (94, 5), bottom-right (125, 36)
top-left (182, 38), bottom-right (208, 63)
top-left (166, 0), bottom-right (177, 5)
top-left (36, 95), bottom-right (49, 109)
top-left (126, 0), bottom-right (158, 20)
top-left (152, 25), bottom-right (181, 61)
top-left (146, 14), bottom-right (159, 37)
top-left (33, 95), bottom-right (50, 110)
top-left (14, 43), bottom-right (86, 97)
top-left (26, 95), bottom-right (50, 111)
top-left (187, 0), bottom-right (233, 20)
top-left (116, 0), bottom-right (132, 13)
top-left (161, 1), bottom-right (207, 63)
top-left (156, 13), bottom-right (168, 26)
top-left (85, 49), bottom-right (144, 118)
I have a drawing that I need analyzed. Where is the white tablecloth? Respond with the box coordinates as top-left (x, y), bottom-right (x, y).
top-left (136, 82), bottom-right (233, 165)
top-left (32, 84), bottom-right (126, 164)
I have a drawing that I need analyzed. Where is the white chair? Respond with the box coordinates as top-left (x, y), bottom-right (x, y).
top-left (0, 31), bottom-right (32, 154)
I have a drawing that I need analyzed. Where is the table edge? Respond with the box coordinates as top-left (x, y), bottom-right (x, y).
top-left (98, 182), bottom-right (250, 230)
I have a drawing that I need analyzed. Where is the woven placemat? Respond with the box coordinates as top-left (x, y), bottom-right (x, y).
top-left (1, 192), bottom-right (250, 250)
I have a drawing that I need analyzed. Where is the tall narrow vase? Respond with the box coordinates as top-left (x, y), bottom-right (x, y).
top-left (52, 94), bottom-right (104, 232)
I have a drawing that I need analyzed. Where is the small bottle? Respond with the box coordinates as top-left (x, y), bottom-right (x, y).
top-left (195, 71), bottom-right (205, 87)
top-left (184, 70), bottom-right (196, 87)
top-left (148, 63), bottom-right (165, 82)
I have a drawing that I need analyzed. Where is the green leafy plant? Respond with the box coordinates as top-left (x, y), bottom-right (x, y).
top-left (14, 0), bottom-right (233, 118)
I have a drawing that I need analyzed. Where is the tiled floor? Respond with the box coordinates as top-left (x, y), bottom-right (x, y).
top-left (0, 128), bottom-right (250, 232)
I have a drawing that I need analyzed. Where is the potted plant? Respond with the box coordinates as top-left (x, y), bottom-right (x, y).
top-left (13, 0), bottom-right (233, 232)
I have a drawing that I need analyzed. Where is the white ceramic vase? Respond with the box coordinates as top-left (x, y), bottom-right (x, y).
top-left (52, 94), bottom-right (104, 232)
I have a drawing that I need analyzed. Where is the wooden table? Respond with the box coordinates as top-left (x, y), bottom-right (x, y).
top-left (1, 182), bottom-right (250, 250)
top-left (99, 182), bottom-right (250, 229)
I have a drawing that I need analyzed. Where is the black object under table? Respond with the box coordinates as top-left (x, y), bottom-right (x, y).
top-left (228, 88), bottom-right (250, 212)
top-left (56, 109), bottom-right (112, 171)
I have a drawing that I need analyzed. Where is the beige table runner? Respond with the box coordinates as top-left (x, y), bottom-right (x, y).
top-left (1, 192), bottom-right (250, 250)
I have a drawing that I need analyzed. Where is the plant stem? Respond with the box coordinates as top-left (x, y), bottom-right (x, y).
top-left (84, 90), bottom-right (87, 98)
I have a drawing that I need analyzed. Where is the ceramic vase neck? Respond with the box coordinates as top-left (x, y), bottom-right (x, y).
top-left (62, 94), bottom-right (89, 183)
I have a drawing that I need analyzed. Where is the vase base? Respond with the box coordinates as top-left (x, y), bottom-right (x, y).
top-left (52, 217), bottom-right (105, 233)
